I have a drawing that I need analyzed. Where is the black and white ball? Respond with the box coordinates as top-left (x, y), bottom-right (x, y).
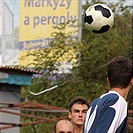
top-left (84, 4), bottom-right (114, 33)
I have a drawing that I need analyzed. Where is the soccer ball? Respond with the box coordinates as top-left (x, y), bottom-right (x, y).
top-left (84, 4), bottom-right (114, 33)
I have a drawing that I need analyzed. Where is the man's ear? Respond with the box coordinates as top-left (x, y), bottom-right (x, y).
top-left (106, 77), bottom-right (110, 85)
top-left (130, 78), bottom-right (133, 86)
top-left (68, 112), bottom-right (72, 119)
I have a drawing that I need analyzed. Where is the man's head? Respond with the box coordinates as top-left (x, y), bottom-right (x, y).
top-left (55, 119), bottom-right (73, 133)
top-left (68, 96), bottom-right (89, 127)
top-left (107, 56), bottom-right (133, 88)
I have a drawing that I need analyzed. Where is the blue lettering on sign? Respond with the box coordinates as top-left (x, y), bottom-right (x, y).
top-left (47, 0), bottom-right (52, 7)
top-left (23, 0), bottom-right (77, 29)
top-left (29, 12), bottom-right (77, 28)
top-left (24, 0), bottom-right (72, 10)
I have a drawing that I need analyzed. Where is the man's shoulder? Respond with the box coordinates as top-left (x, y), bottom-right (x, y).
top-left (102, 92), bottom-right (119, 101)
top-left (91, 92), bottom-right (120, 107)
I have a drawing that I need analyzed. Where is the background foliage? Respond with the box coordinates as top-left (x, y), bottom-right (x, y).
top-left (20, 0), bottom-right (132, 132)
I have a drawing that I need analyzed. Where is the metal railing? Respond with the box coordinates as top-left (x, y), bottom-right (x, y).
top-left (128, 110), bottom-right (133, 133)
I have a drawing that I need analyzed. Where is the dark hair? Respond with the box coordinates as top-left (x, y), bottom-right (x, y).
top-left (68, 96), bottom-right (89, 112)
top-left (107, 56), bottom-right (133, 88)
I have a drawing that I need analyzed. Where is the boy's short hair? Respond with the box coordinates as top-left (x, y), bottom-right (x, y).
top-left (68, 96), bottom-right (89, 112)
top-left (107, 56), bottom-right (133, 88)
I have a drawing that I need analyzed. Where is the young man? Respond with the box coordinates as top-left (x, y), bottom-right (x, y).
top-left (54, 119), bottom-right (73, 133)
top-left (83, 56), bottom-right (133, 133)
top-left (68, 96), bottom-right (89, 133)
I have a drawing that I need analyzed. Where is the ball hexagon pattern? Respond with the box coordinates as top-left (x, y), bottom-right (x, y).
top-left (84, 4), bottom-right (114, 33)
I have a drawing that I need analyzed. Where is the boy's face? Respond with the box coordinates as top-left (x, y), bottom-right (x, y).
top-left (68, 103), bottom-right (88, 126)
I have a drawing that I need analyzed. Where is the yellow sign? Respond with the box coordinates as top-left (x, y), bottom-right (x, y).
top-left (19, 0), bottom-right (79, 41)
top-left (19, 0), bottom-right (81, 66)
